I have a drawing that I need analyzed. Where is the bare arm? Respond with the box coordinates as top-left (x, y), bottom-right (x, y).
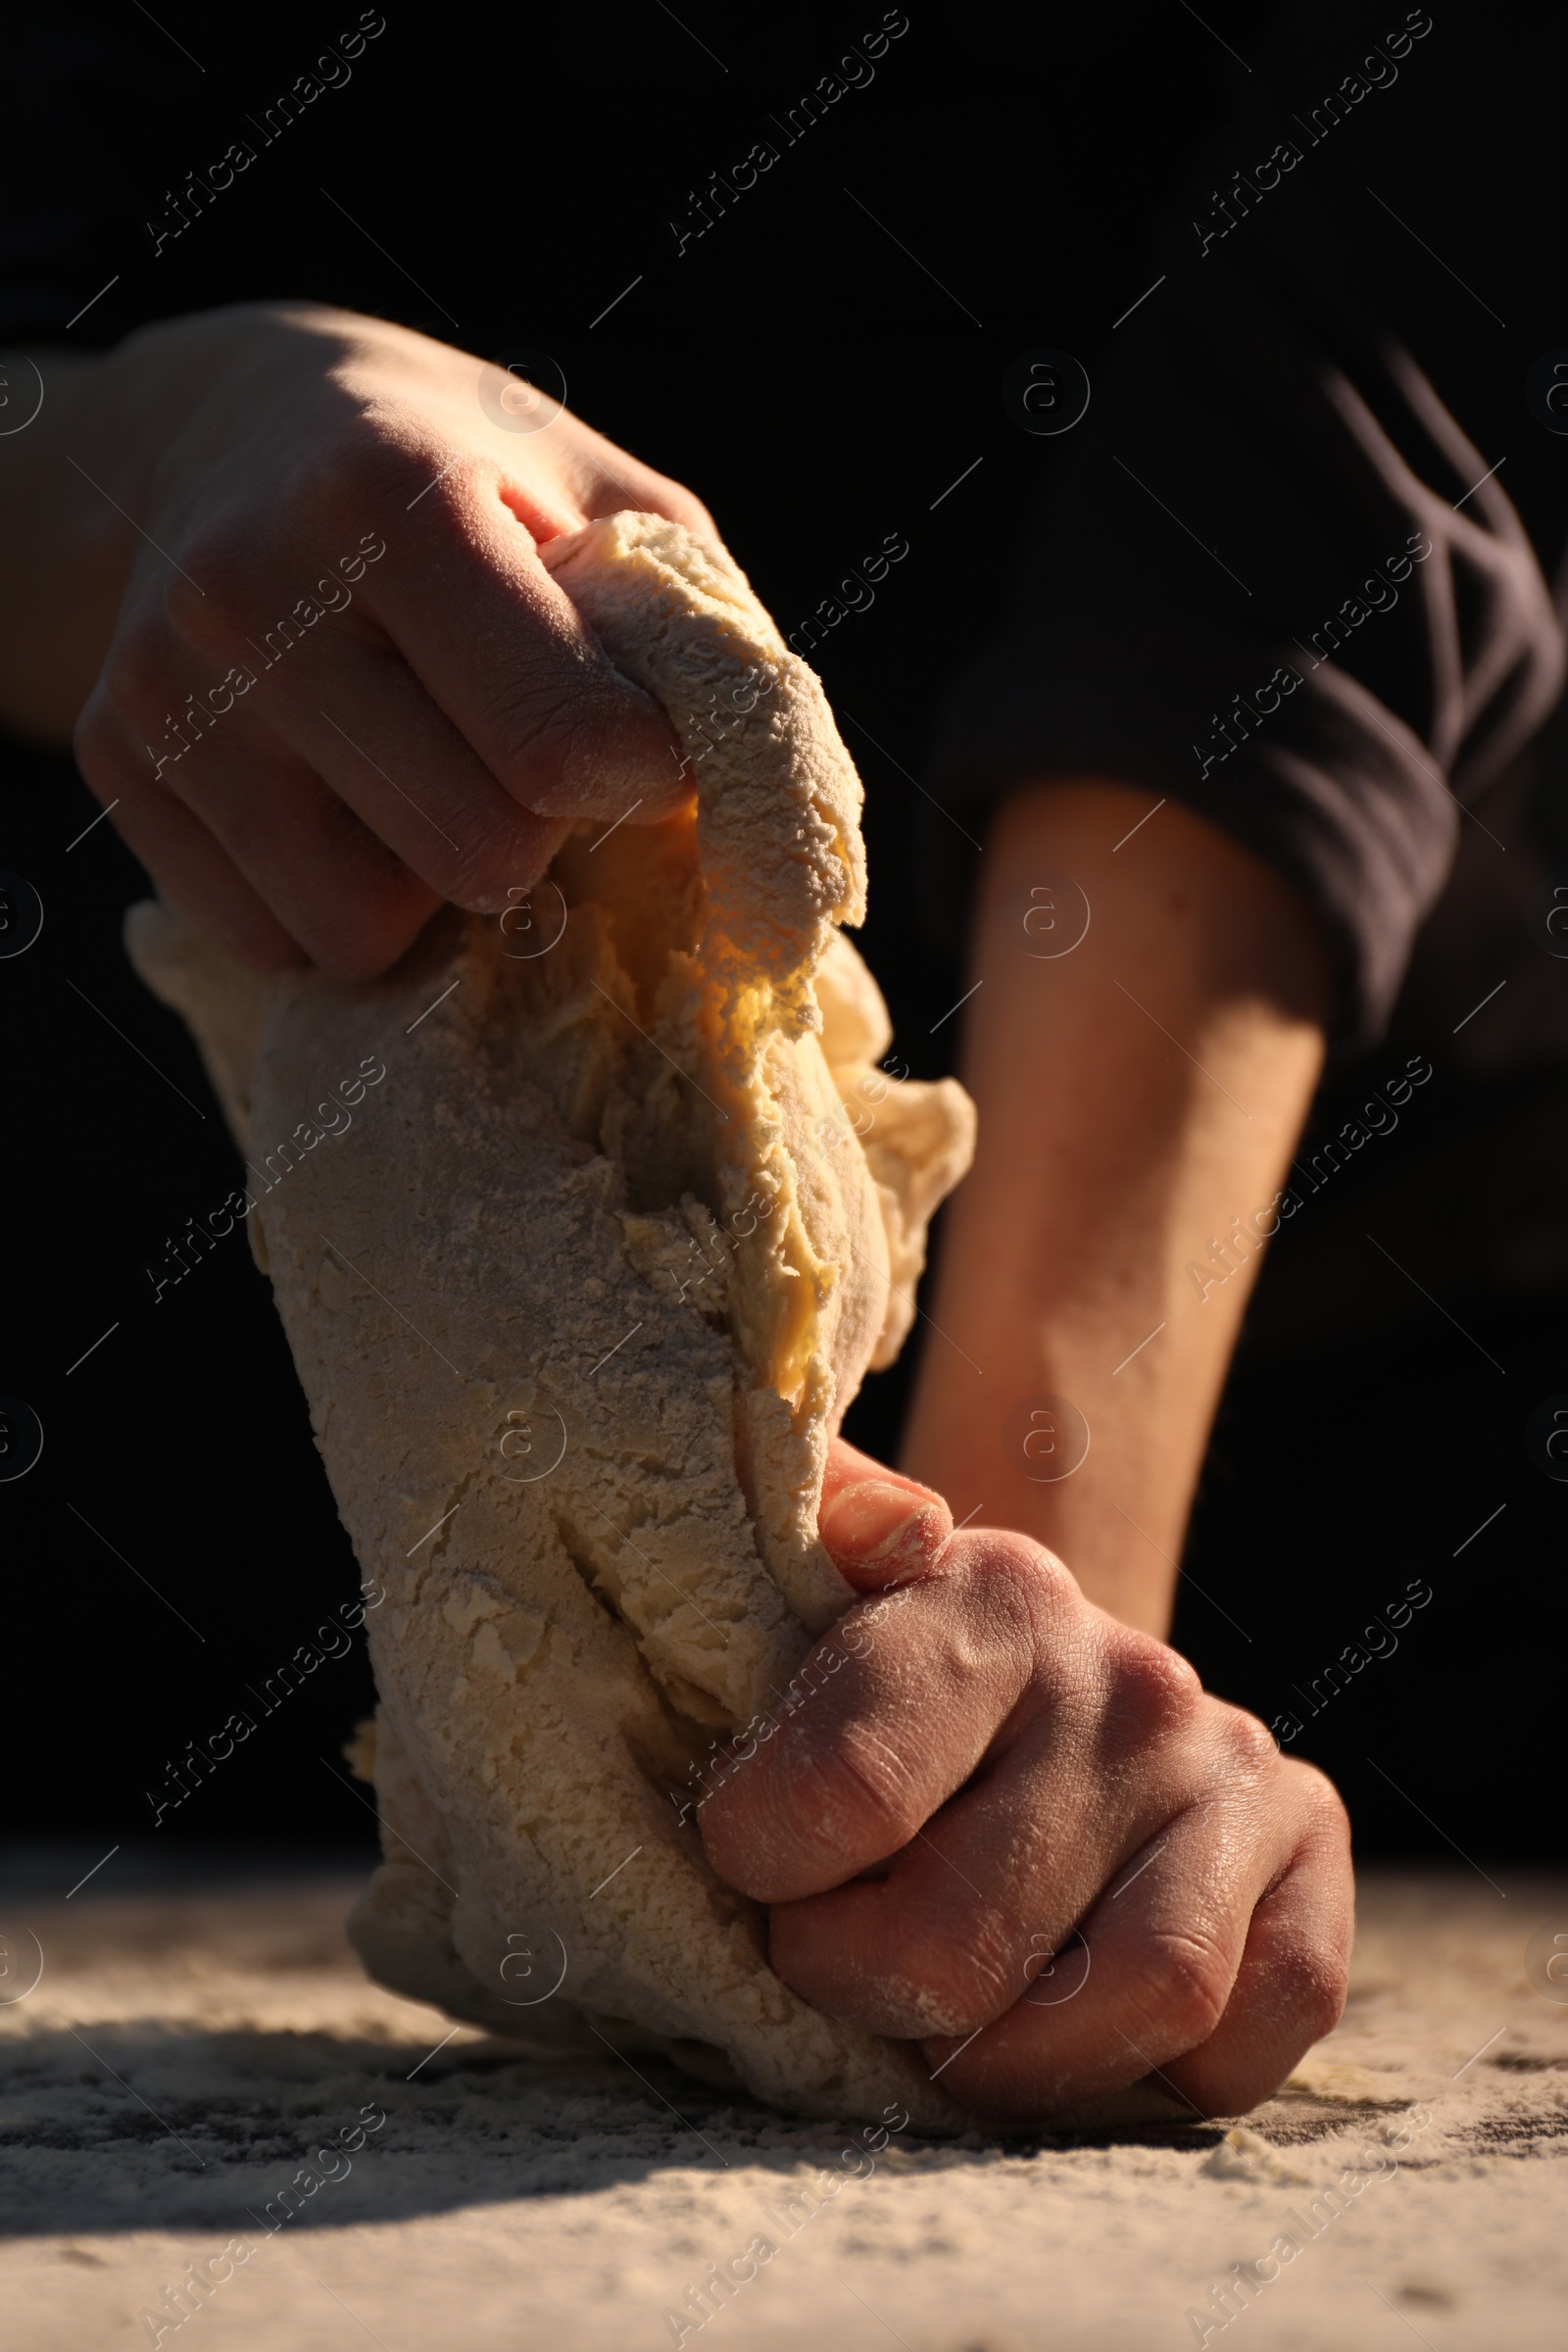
top-left (901, 778), bottom-right (1331, 1633)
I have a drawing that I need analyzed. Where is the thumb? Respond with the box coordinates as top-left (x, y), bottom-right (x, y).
top-left (818, 1437), bottom-right (953, 1592)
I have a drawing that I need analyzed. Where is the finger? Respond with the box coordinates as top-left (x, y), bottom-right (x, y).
top-left (234, 633), bottom-right (572, 915)
top-left (765, 1627), bottom-right (1203, 2035)
top-left (1157, 1772), bottom-right (1352, 2115)
top-left (920, 1802), bottom-right (1260, 2122)
top-left (346, 449), bottom-right (686, 825)
top-left (87, 602), bottom-right (479, 971)
top-left (920, 1749), bottom-right (1325, 2128)
top-left (817, 1437), bottom-right (953, 1592)
top-left (154, 723), bottom-right (445, 979)
top-left (74, 699), bottom-right (305, 970)
top-left (547, 418), bottom-right (720, 546)
top-left (699, 1529), bottom-right (1058, 1905)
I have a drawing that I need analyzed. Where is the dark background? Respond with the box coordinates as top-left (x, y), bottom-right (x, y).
top-left (2, 3), bottom-right (1562, 1874)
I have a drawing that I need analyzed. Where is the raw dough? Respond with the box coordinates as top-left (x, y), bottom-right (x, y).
top-left (127, 512), bottom-right (976, 2125)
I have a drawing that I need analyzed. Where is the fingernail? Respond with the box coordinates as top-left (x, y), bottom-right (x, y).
top-left (819, 1480), bottom-right (936, 1563)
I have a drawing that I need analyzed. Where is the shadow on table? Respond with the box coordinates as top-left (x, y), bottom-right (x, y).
top-left (0, 2010), bottom-right (1238, 2241)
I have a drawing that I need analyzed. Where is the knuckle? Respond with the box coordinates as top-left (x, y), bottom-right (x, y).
top-left (962, 1530), bottom-right (1074, 1648)
top-left (889, 1913), bottom-right (1020, 2034)
top-left (1287, 1940), bottom-right (1350, 2040)
top-left (483, 675), bottom-right (579, 778)
top-left (1019, 1540), bottom-right (1080, 1615)
top-left (486, 685), bottom-right (652, 819)
top-left (1106, 1634), bottom-right (1205, 1747)
top-left (311, 416), bottom-right (441, 514)
top-left (805, 1725), bottom-right (927, 1859)
top-left (706, 1723), bottom-right (926, 1900)
top-left (1130, 1928), bottom-right (1233, 2049)
top-left (647, 479), bottom-right (716, 540)
top-left (1212, 1702), bottom-right (1281, 1781)
top-left (1250, 1896), bottom-right (1351, 2047)
top-left (166, 522), bottom-right (251, 632)
top-left (705, 1721), bottom-right (911, 1900)
top-left (902, 1543), bottom-right (1049, 1721)
top-left (1289, 1758), bottom-right (1354, 1850)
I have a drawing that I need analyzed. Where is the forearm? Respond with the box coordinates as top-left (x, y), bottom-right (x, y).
top-left (900, 780), bottom-right (1330, 1637)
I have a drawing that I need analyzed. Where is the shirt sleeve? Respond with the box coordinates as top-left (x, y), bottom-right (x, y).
top-left (924, 5), bottom-right (1568, 1054)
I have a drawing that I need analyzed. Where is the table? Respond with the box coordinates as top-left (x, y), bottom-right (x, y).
top-left (2, 1859), bottom-right (1564, 2349)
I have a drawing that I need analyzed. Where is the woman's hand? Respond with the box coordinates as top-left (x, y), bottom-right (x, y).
top-left (6, 303), bottom-right (714, 976)
top-left (700, 1438), bottom-right (1352, 2130)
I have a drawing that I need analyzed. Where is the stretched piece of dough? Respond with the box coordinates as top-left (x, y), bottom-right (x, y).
top-left (127, 513), bottom-right (977, 2126)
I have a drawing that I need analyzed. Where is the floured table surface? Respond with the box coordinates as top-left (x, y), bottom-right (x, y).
top-left (1, 1859), bottom-right (1564, 2350)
